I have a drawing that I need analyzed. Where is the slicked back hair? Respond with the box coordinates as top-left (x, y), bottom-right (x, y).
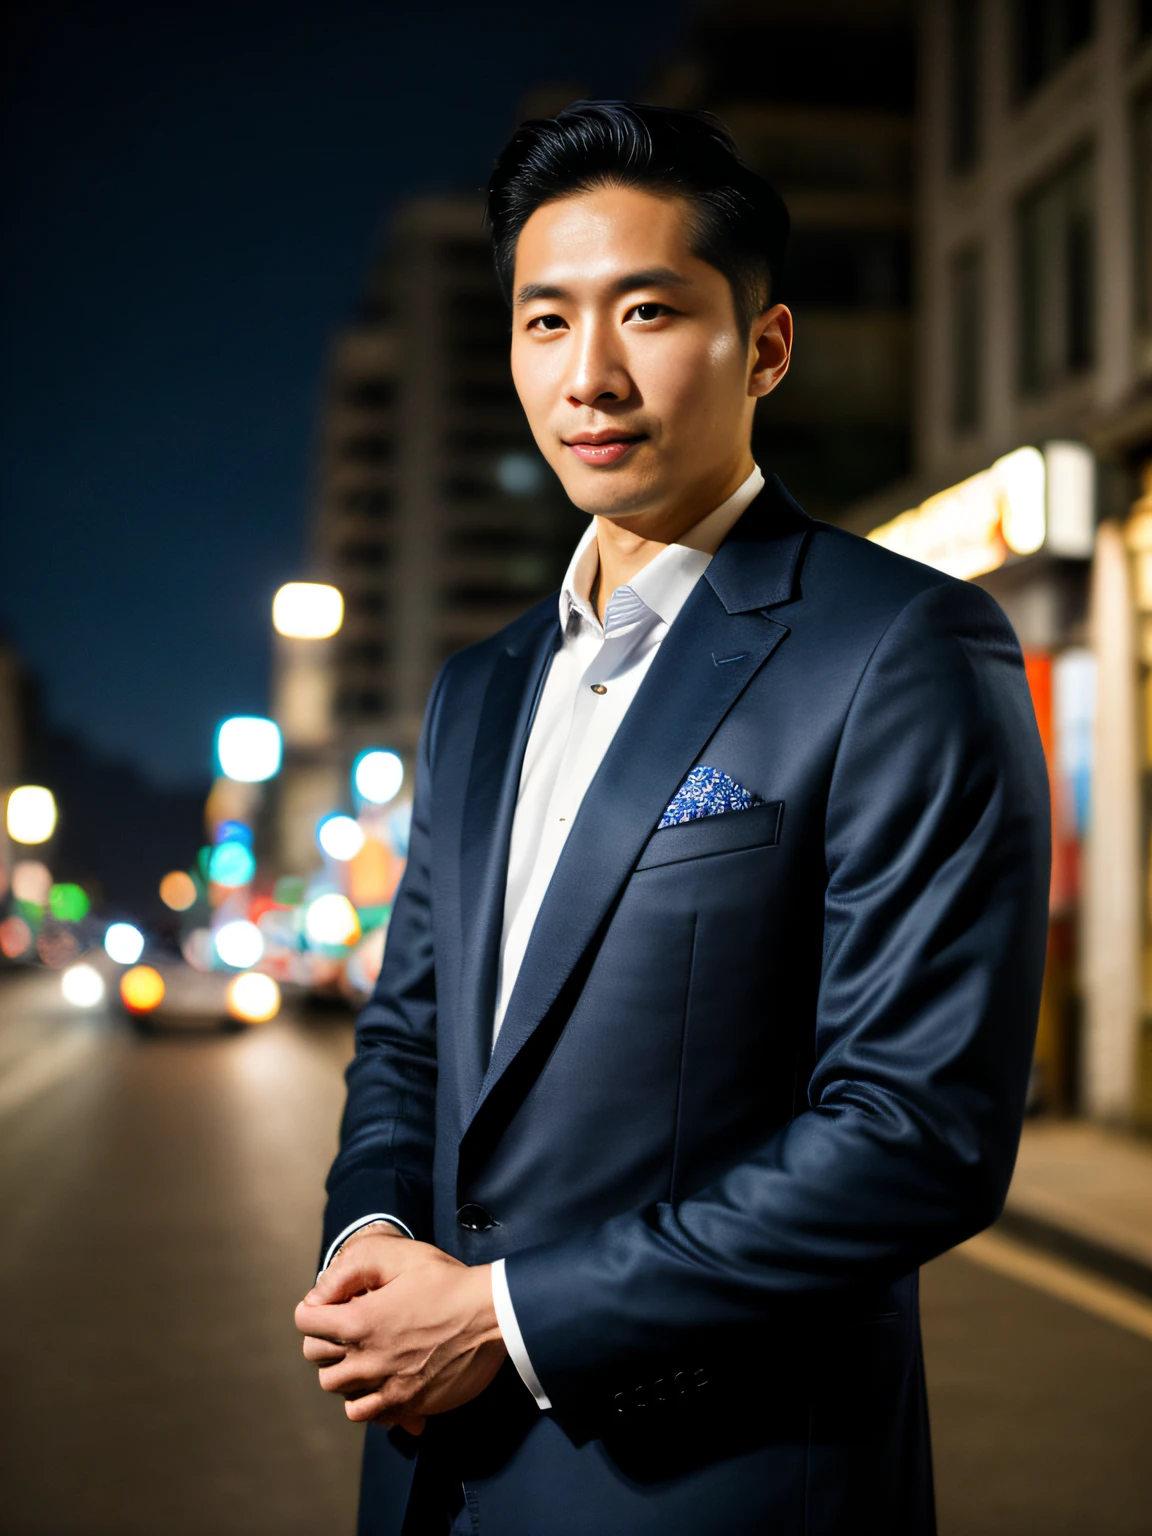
top-left (486, 100), bottom-right (790, 338)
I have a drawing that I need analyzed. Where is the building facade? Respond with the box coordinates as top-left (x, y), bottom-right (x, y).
top-left (845, 0), bottom-right (1152, 1124)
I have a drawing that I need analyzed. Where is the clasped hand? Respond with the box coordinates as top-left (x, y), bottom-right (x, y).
top-left (294, 1229), bottom-right (506, 1436)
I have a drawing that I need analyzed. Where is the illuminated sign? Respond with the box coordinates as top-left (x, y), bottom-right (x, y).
top-left (868, 442), bottom-right (1094, 578)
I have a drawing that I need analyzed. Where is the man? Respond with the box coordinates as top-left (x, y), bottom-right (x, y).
top-left (296, 102), bottom-right (1050, 1534)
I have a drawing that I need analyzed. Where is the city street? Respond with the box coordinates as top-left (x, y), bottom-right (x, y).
top-left (1, 966), bottom-right (1149, 1536)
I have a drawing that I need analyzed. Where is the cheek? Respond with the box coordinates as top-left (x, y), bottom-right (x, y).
top-left (641, 332), bottom-right (745, 421)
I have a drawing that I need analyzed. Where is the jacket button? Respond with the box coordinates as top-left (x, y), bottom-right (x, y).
top-left (456, 1203), bottom-right (497, 1232)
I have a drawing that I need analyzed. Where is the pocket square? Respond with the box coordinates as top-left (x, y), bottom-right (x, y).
top-left (658, 765), bottom-right (764, 828)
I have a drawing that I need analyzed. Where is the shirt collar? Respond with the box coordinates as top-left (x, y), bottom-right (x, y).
top-left (559, 464), bottom-right (765, 636)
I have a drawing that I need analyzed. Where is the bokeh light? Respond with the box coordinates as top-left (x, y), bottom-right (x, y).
top-left (12, 861), bottom-right (52, 905)
top-left (182, 928), bottom-right (214, 971)
top-left (62, 963), bottom-right (106, 1008)
top-left (0, 916), bottom-right (33, 959)
top-left (120, 965), bottom-right (165, 1013)
top-left (49, 883), bottom-right (90, 923)
top-left (305, 893), bottom-right (361, 947)
top-left (317, 813), bottom-right (366, 862)
top-left (272, 582), bottom-right (344, 639)
top-left (208, 841), bottom-right (257, 887)
top-left (160, 870), bottom-right (198, 911)
top-left (227, 971), bottom-right (281, 1023)
top-left (37, 928), bottom-right (80, 968)
top-left (214, 820), bottom-right (253, 847)
top-left (346, 925), bottom-right (387, 995)
top-left (104, 922), bottom-right (145, 965)
top-left (349, 836), bottom-right (395, 907)
top-left (6, 785), bottom-right (57, 844)
top-left (216, 717), bottom-right (282, 783)
top-left (353, 748), bottom-right (404, 806)
top-left (214, 919), bottom-right (264, 969)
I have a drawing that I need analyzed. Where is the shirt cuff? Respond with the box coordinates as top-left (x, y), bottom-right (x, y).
top-left (319, 1212), bottom-right (414, 1276)
top-left (491, 1257), bottom-right (551, 1410)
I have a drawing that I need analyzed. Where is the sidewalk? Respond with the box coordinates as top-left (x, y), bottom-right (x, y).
top-left (998, 1120), bottom-right (1152, 1298)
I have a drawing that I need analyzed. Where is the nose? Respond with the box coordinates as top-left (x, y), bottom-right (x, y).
top-left (565, 314), bottom-right (632, 409)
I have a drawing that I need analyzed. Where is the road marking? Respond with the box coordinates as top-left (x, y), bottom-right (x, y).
top-left (0, 1029), bottom-right (98, 1120)
top-left (958, 1229), bottom-right (1152, 1343)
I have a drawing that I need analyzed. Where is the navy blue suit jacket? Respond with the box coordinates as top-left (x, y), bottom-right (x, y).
top-left (322, 478), bottom-right (1051, 1535)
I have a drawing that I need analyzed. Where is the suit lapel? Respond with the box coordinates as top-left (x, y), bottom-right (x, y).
top-left (462, 476), bottom-right (812, 1134)
top-left (455, 606), bottom-right (561, 1121)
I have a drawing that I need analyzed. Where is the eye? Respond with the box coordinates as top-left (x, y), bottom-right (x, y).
top-left (627, 302), bottom-right (670, 323)
top-left (527, 313), bottom-right (567, 332)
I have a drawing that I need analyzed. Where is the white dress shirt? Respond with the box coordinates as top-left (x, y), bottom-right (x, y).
top-left (327, 465), bottom-right (766, 1412)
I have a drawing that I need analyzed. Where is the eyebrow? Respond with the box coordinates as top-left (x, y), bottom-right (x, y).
top-left (514, 267), bottom-right (693, 307)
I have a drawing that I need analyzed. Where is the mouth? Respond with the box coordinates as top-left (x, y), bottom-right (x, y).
top-left (562, 432), bottom-right (645, 467)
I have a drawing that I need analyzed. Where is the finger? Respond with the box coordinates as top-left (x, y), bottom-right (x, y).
top-left (306, 1265), bottom-right (372, 1306)
top-left (302, 1335), bottom-right (346, 1365)
top-left (293, 1298), bottom-right (360, 1341)
top-left (318, 1359), bottom-right (385, 1398)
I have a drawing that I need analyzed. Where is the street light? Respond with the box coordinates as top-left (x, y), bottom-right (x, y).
top-left (353, 749), bottom-right (404, 806)
top-left (272, 583), bottom-right (344, 639)
top-left (6, 786), bottom-right (57, 844)
top-left (216, 717), bottom-right (282, 783)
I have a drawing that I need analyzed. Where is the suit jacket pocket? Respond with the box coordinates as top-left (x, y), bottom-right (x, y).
top-left (635, 800), bottom-right (783, 871)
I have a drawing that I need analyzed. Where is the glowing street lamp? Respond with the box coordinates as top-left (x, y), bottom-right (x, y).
top-left (216, 717), bottom-right (282, 783)
top-left (353, 749), bottom-right (404, 806)
top-left (6, 786), bottom-right (57, 844)
top-left (104, 922), bottom-right (145, 965)
top-left (273, 583), bottom-right (344, 640)
top-left (317, 813), bottom-right (366, 862)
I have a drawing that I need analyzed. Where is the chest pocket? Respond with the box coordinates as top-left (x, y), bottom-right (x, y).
top-left (634, 800), bottom-right (783, 871)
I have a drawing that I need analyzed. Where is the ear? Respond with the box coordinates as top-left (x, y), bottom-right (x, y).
top-left (748, 304), bottom-right (792, 400)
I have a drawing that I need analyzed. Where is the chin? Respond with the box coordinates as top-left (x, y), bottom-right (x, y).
top-left (557, 465), bottom-right (661, 520)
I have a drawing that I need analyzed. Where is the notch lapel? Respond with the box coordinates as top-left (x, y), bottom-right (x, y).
top-left (455, 607), bottom-right (560, 1121)
top-left (467, 584), bottom-right (789, 1131)
top-left (463, 475), bottom-right (812, 1135)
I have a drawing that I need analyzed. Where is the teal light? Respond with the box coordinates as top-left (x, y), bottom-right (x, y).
top-left (209, 841), bottom-right (257, 887)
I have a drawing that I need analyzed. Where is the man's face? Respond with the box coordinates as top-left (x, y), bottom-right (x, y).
top-left (509, 184), bottom-right (790, 527)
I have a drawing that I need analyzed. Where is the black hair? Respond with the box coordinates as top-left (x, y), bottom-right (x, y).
top-left (486, 100), bottom-right (790, 337)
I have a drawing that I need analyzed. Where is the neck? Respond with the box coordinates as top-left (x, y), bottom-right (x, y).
top-left (592, 454), bottom-right (754, 623)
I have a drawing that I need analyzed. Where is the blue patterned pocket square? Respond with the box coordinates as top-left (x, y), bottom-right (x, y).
top-left (658, 765), bottom-right (764, 828)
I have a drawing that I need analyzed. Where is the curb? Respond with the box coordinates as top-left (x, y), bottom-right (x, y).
top-left (996, 1207), bottom-right (1152, 1302)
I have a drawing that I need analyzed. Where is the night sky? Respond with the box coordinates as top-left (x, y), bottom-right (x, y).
top-left (1, 1), bottom-right (697, 788)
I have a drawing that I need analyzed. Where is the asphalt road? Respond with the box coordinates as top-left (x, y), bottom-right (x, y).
top-left (0, 966), bottom-right (1148, 1536)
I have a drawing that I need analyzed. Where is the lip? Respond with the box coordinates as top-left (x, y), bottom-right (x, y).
top-left (562, 432), bottom-right (645, 466)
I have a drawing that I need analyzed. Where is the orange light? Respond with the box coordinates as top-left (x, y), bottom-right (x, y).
top-left (120, 965), bottom-right (165, 1013)
top-left (226, 971), bottom-right (281, 1024)
top-left (349, 836), bottom-right (395, 907)
top-left (159, 870), bottom-right (198, 911)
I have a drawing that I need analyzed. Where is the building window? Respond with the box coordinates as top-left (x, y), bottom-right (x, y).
top-left (338, 540), bottom-right (390, 568)
top-left (341, 433), bottom-right (393, 464)
top-left (342, 377), bottom-right (395, 411)
top-left (949, 246), bottom-right (983, 433)
top-left (948, 0), bottom-right (981, 173)
top-left (1014, 0), bottom-right (1094, 98)
top-left (1136, 88), bottom-right (1152, 366)
top-left (781, 230), bottom-right (911, 308)
top-left (1017, 148), bottom-right (1095, 396)
top-left (340, 488), bottom-right (393, 518)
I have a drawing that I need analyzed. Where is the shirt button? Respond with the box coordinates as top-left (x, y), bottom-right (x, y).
top-left (590, 683), bottom-right (607, 694)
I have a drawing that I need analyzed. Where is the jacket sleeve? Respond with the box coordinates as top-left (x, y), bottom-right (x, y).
top-left (503, 579), bottom-right (1051, 1409)
top-left (319, 665), bottom-right (448, 1260)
